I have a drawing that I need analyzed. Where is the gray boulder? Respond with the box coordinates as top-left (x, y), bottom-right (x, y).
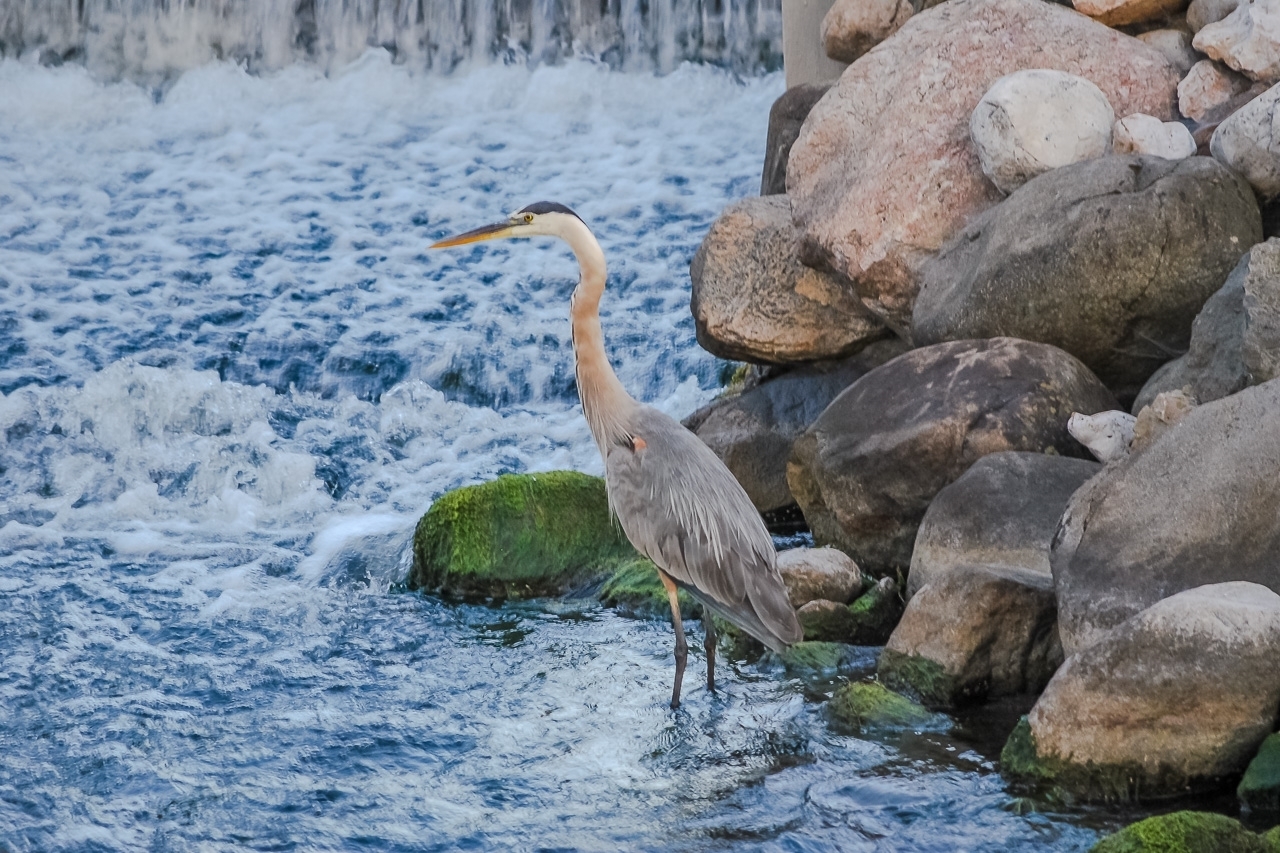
top-left (691, 195), bottom-right (886, 365)
top-left (908, 451), bottom-right (1100, 599)
top-left (1053, 378), bottom-right (1280, 656)
top-left (788, 338), bottom-right (1117, 576)
top-left (760, 83), bottom-right (831, 196)
top-left (913, 155), bottom-right (1261, 404)
top-left (880, 563), bottom-right (1062, 706)
top-left (778, 545), bottom-right (864, 607)
top-left (1005, 582), bottom-right (1280, 801)
top-left (688, 339), bottom-right (908, 512)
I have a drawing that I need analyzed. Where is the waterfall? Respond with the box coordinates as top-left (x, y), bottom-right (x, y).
top-left (0, 0), bottom-right (783, 79)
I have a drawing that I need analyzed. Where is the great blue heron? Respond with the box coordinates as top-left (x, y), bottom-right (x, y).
top-left (431, 201), bottom-right (803, 709)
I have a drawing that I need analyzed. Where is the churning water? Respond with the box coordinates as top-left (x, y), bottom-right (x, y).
top-left (0, 36), bottom-right (1120, 853)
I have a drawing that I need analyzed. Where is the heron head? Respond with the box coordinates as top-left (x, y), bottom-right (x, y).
top-left (430, 201), bottom-right (585, 248)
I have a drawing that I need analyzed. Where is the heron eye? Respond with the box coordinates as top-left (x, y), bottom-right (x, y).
top-left (524, 214), bottom-right (534, 223)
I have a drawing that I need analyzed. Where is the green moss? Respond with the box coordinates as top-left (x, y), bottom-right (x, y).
top-left (1239, 733), bottom-right (1280, 814)
top-left (877, 648), bottom-right (963, 708)
top-left (411, 471), bottom-right (638, 598)
top-left (1263, 827), bottom-right (1280, 852)
top-left (827, 681), bottom-right (932, 733)
top-left (1089, 811), bottom-right (1271, 853)
top-left (778, 641), bottom-right (853, 672)
top-left (598, 558), bottom-right (699, 620)
top-left (847, 581), bottom-right (904, 645)
top-left (799, 601), bottom-right (857, 642)
top-left (1001, 717), bottom-right (1055, 785)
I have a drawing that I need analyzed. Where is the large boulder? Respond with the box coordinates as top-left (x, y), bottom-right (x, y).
top-left (1134, 237), bottom-right (1280, 410)
top-left (880, 563), bottom-right (1062, 707)
top-left (907, 451), bottom-right (1100, 598)
top-left (1212, 82), bottom-right (1280, 198)
top-left (912, 155), bottom-right (1261, 403)
top-left (760, 83), bottom-right (831, 196)
top-left (1194, 0), bottom-right (1280, 83)
top-left (411, 471), bottom-right (642, 598)
top-left (690, 195), bottom-right (886, 364)
top-left (687, 339), bottom-right (909, 512)
top-left (788, 338), bottom-right (1117, 576)
top-left (787, 0), bottom-right (1181, 334)
top-left (1053, 379), bottom-right (1280, 656)
top-left (970, 70), bottom-right (1115, 194)
top-left (1003, 582), bottom-right (1280, 801)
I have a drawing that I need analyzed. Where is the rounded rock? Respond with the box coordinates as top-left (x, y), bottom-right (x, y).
top-left (1113, 113), bottom-right (1197, 159)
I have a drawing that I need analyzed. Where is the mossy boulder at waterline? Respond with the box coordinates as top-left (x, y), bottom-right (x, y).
top-left (598, 557), bottom-right (700, 620)
top-left (1239, 732), bottom-right (1280, 814)
top-left (1088, 811), bottom-right (1276, 853)
top-left (847, 577), bottom-right (905, 645)
top-left (827, 681), bottom-right (936, 733)
top-left (410, 471), bottom-right (642, 598)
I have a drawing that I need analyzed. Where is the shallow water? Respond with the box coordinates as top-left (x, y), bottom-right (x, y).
top-left (0, 53), bottom-right (1118, 851)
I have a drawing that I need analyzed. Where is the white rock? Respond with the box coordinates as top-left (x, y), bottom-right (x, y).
top-left (1194, 0), bottom-right (1280, 82)
top-left (1211, 80), bottom-right (1280, 198)
top-left (1179, 58), bottom-right (1254, 121)
top-left (1113, 113), bottom-right (1198, 158)
top-left (970, 70), bottom-right (1116, 194)
top-left (1138, 29), bottom-right (1203, 74)
top-left (1068, 410), bottom-right (1136, 462)
top-left (1188, 0), bottom-right (1243, 31)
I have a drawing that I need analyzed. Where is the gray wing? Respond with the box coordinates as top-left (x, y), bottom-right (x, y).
top-left (604, 405), bottom-right (802, 650)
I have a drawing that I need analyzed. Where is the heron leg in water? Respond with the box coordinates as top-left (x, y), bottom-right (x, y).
top-left (704, 618), bottom-right (717, 693)
top-left (657, 569), bottom-right (687, 709)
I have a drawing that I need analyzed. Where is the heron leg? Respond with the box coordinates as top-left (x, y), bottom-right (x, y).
top-left (657, 569), bottom-right (687, 710)
top-left (704, 617), bottom-right (717, 693)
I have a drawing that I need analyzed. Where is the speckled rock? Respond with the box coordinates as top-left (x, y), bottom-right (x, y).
top-left (787, 0), bottom-right (1181, 333)
top-left (691, 195), bottom-right (885, 364)
top-left (1138, 29), bottom-right (1201, 74)
top-left (880, 563), bottom-right (1062, 707)
top-left (1195, 0), bottom-right (1280, 82)
top-left (686, 339), bottom-right (907, 513)
top-left (778, 545), bottom-right (865, 607)
top-left (912, 155), bottom-right (1261, 402)
top-left (1188, 0), bottom-right (1243, 31)
top-left (1068, 410), bottom-right (1136, 463)
top-left (1053, 380), bottom-right (1280, 655)
top-left (1113, 113), bottom-right (1197, 159)
top-left (1179, 59), bottom-right (1254, 122)
top-left (1006, 583), bottom-right (1280, 801)
top-left (787, 338), bottom-right (1116, 575)
top-left (1215, 87), bottom-right (1280, 197)
top-left (908, 451), bottom-right (1100, 598)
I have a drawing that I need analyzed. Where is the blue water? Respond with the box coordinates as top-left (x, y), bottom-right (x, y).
top-left (0, 53), bottom-right (1110, 851)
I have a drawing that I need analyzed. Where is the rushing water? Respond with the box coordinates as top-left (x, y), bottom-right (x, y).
top-left (0, 49), bottom-right (1128, 852)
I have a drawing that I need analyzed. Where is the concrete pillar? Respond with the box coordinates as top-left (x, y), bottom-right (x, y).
top-left (782, 0), bottom-right (848, 88)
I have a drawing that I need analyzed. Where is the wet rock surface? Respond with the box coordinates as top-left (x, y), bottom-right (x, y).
top-left (778, 545), bottom-right (864, 607)
top-left (788, 338), bottom-right (1115, 575)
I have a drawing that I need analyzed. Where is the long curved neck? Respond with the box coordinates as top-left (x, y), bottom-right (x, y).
top-left (559, 217), bottom-right (637, 457)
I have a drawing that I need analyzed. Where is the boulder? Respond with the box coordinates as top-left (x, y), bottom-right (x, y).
top-left (822, 0), bottom-right (917, 64)
top-left (1074, 0), bottom-right (1188, 28)
top-left (1138, 29), bottom-right (1201, 74)
top-left (1194, 0), bottom-right (1280, 83)
top-left (880, 564), bottom-right (1062, 707)
top-left (970, 70), bottom-right (1115, 194)
top-left (788, 337), bottom-right (1117, 575)
top-left (1090, 811), bottom-right (1275, 853)
top-left (761, 83), bottom-right (832, 196)
top-left (1212, 81), bottom-right (1280, 199)
top-left (847, 576), bottom-right (904, 644)
top-left (798, 598), bottom-right (859, 641)
top-left (1113, 113), bottom-right (1198, 159)
top-left (1004, 582), bottom-right (1280, 801)
top-left (787, 0), bottom-right (1181, 333)
top-left (1188, 0), bottom-right (1243, 31)
top-left (1068, 410), bottom-right (1137, 463)
top-left (912, 155), bottom-right (1261, 402)
top-left (1239, 732), bottom-right (1280, 813)
top-left (1053, 379), bottom-right (1280, 655)
top-left (907, 451), bottom-right (1100, 598)
top-left (777, 640), bottom-right (862, 672)
top-left (778, 545), bottom-right (864, 607)
top-left (690, 195), bottom-right (886, 364)
top-left (410, 471), bottom-right (641, 597)
top-left (1179, 59), bottom-right (1254, 122)
top-left (827, 681), bottom-right (937, 733)
top-left (1243, 238), bottom-right (1280, 382)
top-left (687, 339), bottom-right (908, 512)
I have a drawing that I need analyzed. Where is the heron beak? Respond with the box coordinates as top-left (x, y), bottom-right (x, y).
top-left (430, 221), bottom-right (518, 249)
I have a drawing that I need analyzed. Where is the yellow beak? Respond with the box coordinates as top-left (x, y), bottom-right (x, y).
top-left (430, 221), bottom-right (517, 249)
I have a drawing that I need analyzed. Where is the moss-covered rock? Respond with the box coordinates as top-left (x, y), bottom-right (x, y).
top-left (1240, 733), bottom-right (1280, 814)
top-left (798, 598), bottom-right (857, 641)
top-left (878, 649), bottom-right (963, 708)
top-left (1089, 811), bottom-right (1272, 853)
top-left (598, 558), bottom-right (699, 620)
top-left (847, 578), bottom-right (905, 645)
top-left (1263, 826), bottom-right (1280, 852)
top-left (828, 681), bottom-right (933, 733)
top-left (411, 471), bottom-right (638, 598)
top-left (778, 640), bottom-right (856, 672)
